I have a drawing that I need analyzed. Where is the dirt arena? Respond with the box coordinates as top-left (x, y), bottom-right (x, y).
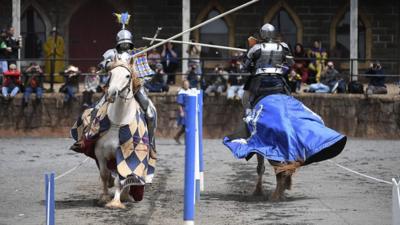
top-left (0, 138), bottom-right (398, 225)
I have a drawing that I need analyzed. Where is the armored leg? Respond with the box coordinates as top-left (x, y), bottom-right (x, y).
top-left (135, 87), bottom-right (157, 155)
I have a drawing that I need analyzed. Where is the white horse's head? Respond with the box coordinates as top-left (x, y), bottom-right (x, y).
top-left (106, 60), bottom-right (136, 103)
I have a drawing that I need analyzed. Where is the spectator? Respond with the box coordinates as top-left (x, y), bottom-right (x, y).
top-left (144, 63), bottom-right (169, 93)
top-left (287, 69), bottom-right (302, 93)
top-left (82, 66), bottom-right (100, 108)
top-left (147, 48), bottom-right (161, 70)
top-left (205, 65), bottom-right (228, 96)
top-left (161, 42), bottom-right (178, 84)
top-left (226, 61), bottom-right (244, 100)
top-left (4, 26), bottom-right (22, 65)
top-left (43, 27), bottom-right (65, 81)
top-left (366, 62), bottom-right (387, 95)
top-left (0, 29), bottom-right (9, 79)
top-left (308, 40), bottom-right (327, 83)
top-left (187, 40), bottom-right (202, 75)
top-left (174, 80), bottom-right (190, 144)
top-left (60, 65), bottom-right (80, 103)
top-left (186, 64), bottom-right (201, 89)
top-left (99, 71), bottom-right (109, 90)
top-left (293, 43), bottom-right (309, 83)
top-left (306, 61), bottom-right (340, 93)
top-left (23, 62), bottom-right (43, 105)
top-left (2, 64), bottom-right (21, 100)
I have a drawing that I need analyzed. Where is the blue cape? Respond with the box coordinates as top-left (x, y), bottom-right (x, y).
top-left (223, 94), bottom-right (344, 162)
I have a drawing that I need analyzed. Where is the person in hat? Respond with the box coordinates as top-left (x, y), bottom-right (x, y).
top-left (61, 65), bottom-right (80, 102)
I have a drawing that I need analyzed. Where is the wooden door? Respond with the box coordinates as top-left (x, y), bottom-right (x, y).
top-left (69, 0), bottom-right (118, 72)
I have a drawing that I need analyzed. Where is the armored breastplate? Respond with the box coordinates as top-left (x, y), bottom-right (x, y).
top-left (255, 43), bottom-right (285, 75)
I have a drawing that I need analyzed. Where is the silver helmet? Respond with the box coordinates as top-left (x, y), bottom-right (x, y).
top-left (260, 23), bottom-right (275, 41)
top-left (116, 29), bottom-right (133, 46)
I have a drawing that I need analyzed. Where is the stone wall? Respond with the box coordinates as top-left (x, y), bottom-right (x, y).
top-left (0, 93), bottom-right (399, 139)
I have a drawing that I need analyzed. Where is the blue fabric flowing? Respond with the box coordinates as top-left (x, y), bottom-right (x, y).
top-left (223, 94), bottom-right (344, 162)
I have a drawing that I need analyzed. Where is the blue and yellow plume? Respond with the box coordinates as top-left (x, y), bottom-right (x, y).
top-left (114, 12), bottom-right (131, 29)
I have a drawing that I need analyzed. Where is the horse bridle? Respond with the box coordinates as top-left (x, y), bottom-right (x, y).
top-left (107, 62), bottom-right (137, 101)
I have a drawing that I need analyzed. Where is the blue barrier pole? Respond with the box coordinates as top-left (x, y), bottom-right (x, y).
top-left (45, 172), bottom-right (55, 225)
top-left (198, 90), bottom-right (204, 192)
top-left (184, 94), bottom-right (196, 225)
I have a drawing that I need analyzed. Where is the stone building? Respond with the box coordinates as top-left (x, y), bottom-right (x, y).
top-left (1, 0), bottom-right (399, 74)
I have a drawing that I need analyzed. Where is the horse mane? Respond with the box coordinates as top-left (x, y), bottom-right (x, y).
top-left (107, 59), bottom-right (141, 92)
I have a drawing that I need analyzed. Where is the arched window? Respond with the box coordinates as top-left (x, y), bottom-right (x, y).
top-left (335, 11), bottom-right (366, 59)
top-left (200, 10), bottom-right (229, 58)
top-left (21, 6), bottom-right (46, 58)
top-left (264, 1), bottom-right (303, 48)
top-left (270, 8), bottom-right (297, 48)
top-left (330, 4), bottom-right (372, 62)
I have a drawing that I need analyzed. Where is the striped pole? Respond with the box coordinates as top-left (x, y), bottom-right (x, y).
top-left (184, 92), bottom-right (197, 225)
top-left (45, 172), bottom-right (55, 225)
top-left (198, 90), bottom-right (204, 192)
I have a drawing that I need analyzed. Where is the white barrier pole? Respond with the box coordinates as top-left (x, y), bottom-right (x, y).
top-left (195, 90), bottom-right (200, 202)
top-left (198, 90), bottom-right (204, 192)
top-left (393, 178), bottom-right (400, 225)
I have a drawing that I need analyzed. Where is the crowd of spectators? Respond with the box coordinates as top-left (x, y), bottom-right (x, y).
top-left (0, 28), bottom-right (396, 109)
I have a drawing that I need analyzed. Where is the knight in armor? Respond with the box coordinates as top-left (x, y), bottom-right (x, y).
top-left (224, 23), bottom-right (347, 175)
top-left (70, 13), bottom-right (157, 156)
top-left (242, 23), bottom-right (294, 107)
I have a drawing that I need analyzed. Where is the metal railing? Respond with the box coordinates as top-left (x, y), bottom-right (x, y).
top-left (2, 57), bottom-right (399, 88)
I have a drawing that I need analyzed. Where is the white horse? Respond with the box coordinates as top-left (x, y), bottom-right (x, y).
top-left (95, 60), bottom-right (143, 209)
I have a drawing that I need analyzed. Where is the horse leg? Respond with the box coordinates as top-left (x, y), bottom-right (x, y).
top-left (105, 176), bottom-right (126, 209)
top-left (284, 174), bottom-right (292, 190)
top-left (98, 161), bottom-right (112, 205)
top-left (120, 186), bottom-right (134, 203)
top-left (271, 172), bottom-right (287, 202)
top-left (253, 154), bottom-right (265, 196)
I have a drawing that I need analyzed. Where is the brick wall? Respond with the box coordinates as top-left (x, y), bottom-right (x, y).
top-left (0, 93), bottom-right (399, 139)
top-left (0, 0), bottom-right (399, 72)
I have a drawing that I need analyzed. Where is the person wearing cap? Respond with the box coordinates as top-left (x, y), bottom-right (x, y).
top-left (43, 27), bottom-right (65, 82)
top-left (2, 64), bottom-right (21, 100)
top-left (61, 65), bottom-right (80, 102)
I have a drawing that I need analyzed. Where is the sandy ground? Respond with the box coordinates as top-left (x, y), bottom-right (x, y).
top-left (0, 138), bottom-right (399, 225)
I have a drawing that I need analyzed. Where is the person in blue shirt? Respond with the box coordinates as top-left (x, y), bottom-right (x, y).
top-left (174, 80), bottom-right (190, 144)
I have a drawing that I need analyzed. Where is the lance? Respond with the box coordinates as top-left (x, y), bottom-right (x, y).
top-left (132, 0), bottom-right (259, 57)
top-left (149, 27), bottom-right (162, 45)
top-left (142, 37), bottom-right (247, 52)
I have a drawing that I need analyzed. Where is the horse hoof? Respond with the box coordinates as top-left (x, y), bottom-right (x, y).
top-left (130, 186), bottom-right (145, 201)
top-left (98, 194), bottom-right (112, 205)
top-left (105, 200), bottom-right (126, 209)
top-left (253, 185), bottom-right (264, 196)
top-left (270, 193), bottom-right (285, 202)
